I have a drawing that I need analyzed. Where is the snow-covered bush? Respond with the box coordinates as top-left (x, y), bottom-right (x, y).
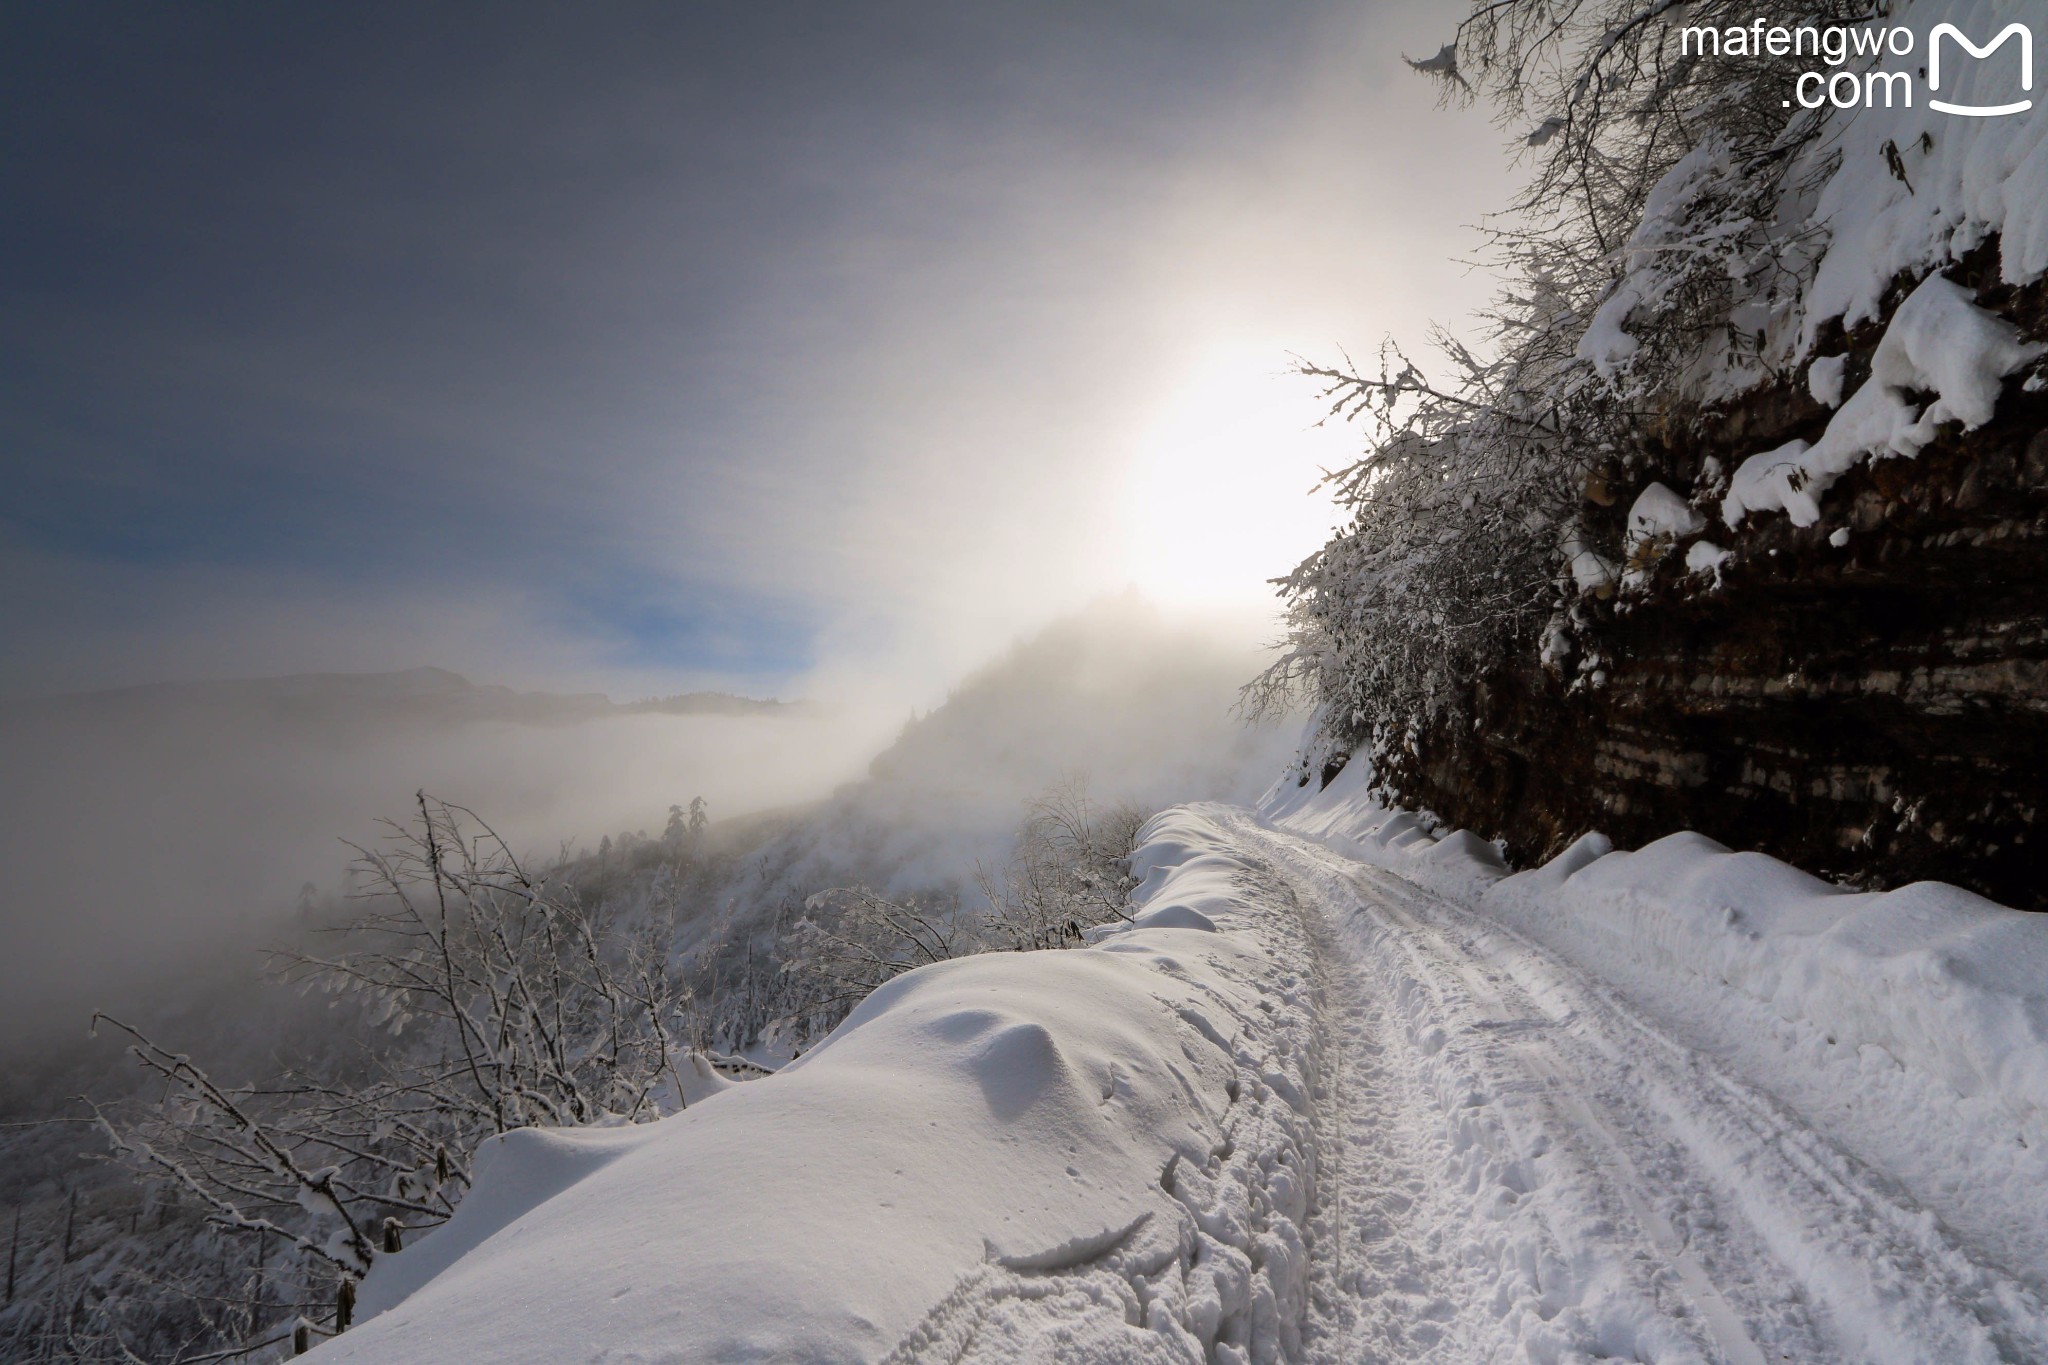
top-left (776, 886), bottom-right (979, 1019)
top-left (76, 796), bottom-right (704, 1357)
top-left (976, 780), bottom-right (1146, 950)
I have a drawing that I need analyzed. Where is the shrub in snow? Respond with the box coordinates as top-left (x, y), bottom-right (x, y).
top-left (77, 795), bottom-right (705, 1355)
top-left (772, 781), bottom-right (1150, 1043)
top-left (975, 780), bottom-right (1147, 950)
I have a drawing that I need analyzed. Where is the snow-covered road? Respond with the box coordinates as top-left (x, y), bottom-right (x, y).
top-left (1220, 807), bottom-right (2048, 1363)
top-left (317, 793), bottom-right (2048, 1363)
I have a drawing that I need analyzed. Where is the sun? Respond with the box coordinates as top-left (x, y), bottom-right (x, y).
top-left (1120, 343), bottom-right (1352, 611)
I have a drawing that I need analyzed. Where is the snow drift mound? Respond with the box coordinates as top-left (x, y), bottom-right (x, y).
top-left (310, 806), bottom-right (1326, 1364)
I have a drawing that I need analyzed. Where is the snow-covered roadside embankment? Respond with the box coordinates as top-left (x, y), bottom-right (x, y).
top-left (309, 808), bottom-right (1326, 1364)
top-left (1267, 761), bottom-right (2048, 1148)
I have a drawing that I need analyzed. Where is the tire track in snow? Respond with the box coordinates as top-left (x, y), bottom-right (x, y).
top-left (1247, 814), bottom-right (1782, 1364)
top-left (1354, 882), bottom-right (1771, 1365)
top-left (1224, 808), bottom-right (2048, 1364)
top-left (1291, 879), bottom-right (1474, 1361)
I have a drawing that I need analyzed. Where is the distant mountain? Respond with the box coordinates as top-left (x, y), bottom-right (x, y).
top-left (0, 665), bottom-right (802, 729)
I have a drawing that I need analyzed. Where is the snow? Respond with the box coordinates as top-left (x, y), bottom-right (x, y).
top-left (1723, 272), bottom-right (2042, 527)
top-left (1580, 0), bottom-right (2047, 457)
top-left (351, 1125), bottom-right (654, 1325)
top-left (1256, 769), bottom-right (2048, 1356)
top-left (695, 601), bottom-right (1298, 988)
top-left (1808, 353), bottom-right (1848, 409)
top-left (1578, 140), bottom-right (1736, 380)
top-left (1560, 533), bottom-right (1618, 596)
top-left (312, 807), bottom-right (1326, 1363)
top-left (1684, 539), bottom-right (1733, 576)
top-left (301, 766), bottom-right (2048, 1361)
top-left (1621, 482), bottom-right (1705, 588)
top-left (1491, 834), bottom-right (2048, 1137)
top-left (1269, 763), bottom-right (2048, 1145)
top-left (1624, 481), bottom-right (1703, 545)
top-left (1692, 1), bottom-right (2047, 531)
top-left (1798, 0), bottom-right (2048, 343)
top-left (1578, 282), bottom-right (1643, 379)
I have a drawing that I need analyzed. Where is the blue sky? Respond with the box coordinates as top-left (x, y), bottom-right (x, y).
top-left (0, 1), bottom-right (1507, 700)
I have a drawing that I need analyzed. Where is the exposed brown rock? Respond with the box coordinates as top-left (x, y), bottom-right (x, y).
top-left (1373, 262), bottom-right (2048, 908)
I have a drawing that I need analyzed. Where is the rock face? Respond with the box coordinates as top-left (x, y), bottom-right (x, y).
top-left (1379, 258), bottom-right (2048, 909)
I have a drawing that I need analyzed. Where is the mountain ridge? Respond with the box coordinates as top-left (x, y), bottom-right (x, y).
top-left (0, 665), bottom-right (807, 728)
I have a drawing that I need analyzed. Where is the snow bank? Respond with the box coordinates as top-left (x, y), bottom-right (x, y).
top-left (311, 808), bottom-right (1326, 1363)
top-left (1262, 761), bottom-right (1509, 908)
top-left (1485, 834), bottom-right (2048, 1138)
top-left (1266, 768), bottom-right (2048, 1141)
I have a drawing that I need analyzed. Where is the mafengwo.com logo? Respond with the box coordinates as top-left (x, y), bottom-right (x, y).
top-left (1678, 18), bottom-right (2033, 115)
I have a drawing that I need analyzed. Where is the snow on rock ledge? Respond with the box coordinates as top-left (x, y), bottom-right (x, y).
top-left (1723, 273), bottom-right (2043, 528)
top-left (1800, 0), bottom-right (2048, 339)
top-left (311, 807), bottom-right (1325, 1364)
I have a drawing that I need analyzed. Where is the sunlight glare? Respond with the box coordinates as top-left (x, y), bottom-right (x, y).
top-left (1121, 344), bottom-right (1351, 611)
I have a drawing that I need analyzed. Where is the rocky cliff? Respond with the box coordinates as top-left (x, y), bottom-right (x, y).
top-left (1379, 252), bottom-right (2048, 907)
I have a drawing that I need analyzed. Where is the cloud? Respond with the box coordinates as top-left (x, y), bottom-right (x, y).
top-left (0, 2), bottom-right (1524, 1045)
top-left (2, 1), bottom-right (1511, 705)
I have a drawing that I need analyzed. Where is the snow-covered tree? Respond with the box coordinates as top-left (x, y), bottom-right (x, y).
top-left (75, 795), bottom-right (699, 1356)
top-left (1251, 0), bottom-right (1864, 766)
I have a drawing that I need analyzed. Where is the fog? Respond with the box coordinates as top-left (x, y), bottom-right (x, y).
top-left (714, 598), bottom-right (1303, 937)
top-left (0, 674), bottom-right (893, 1048)
top-left (0, 598), bottom-right (1304, 1051)
top-left (0, 4), bottom-right (1518, 1053)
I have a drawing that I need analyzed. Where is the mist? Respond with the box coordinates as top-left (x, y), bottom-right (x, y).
top-left (714, 597), bottom-right (1301, 933)
top-left (0, 597), bottom-right (1298, 1053)
top-left (0, 674), bottom-right (892, 1048)
top-left (0, 3), bottom-right (1512, 1051)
